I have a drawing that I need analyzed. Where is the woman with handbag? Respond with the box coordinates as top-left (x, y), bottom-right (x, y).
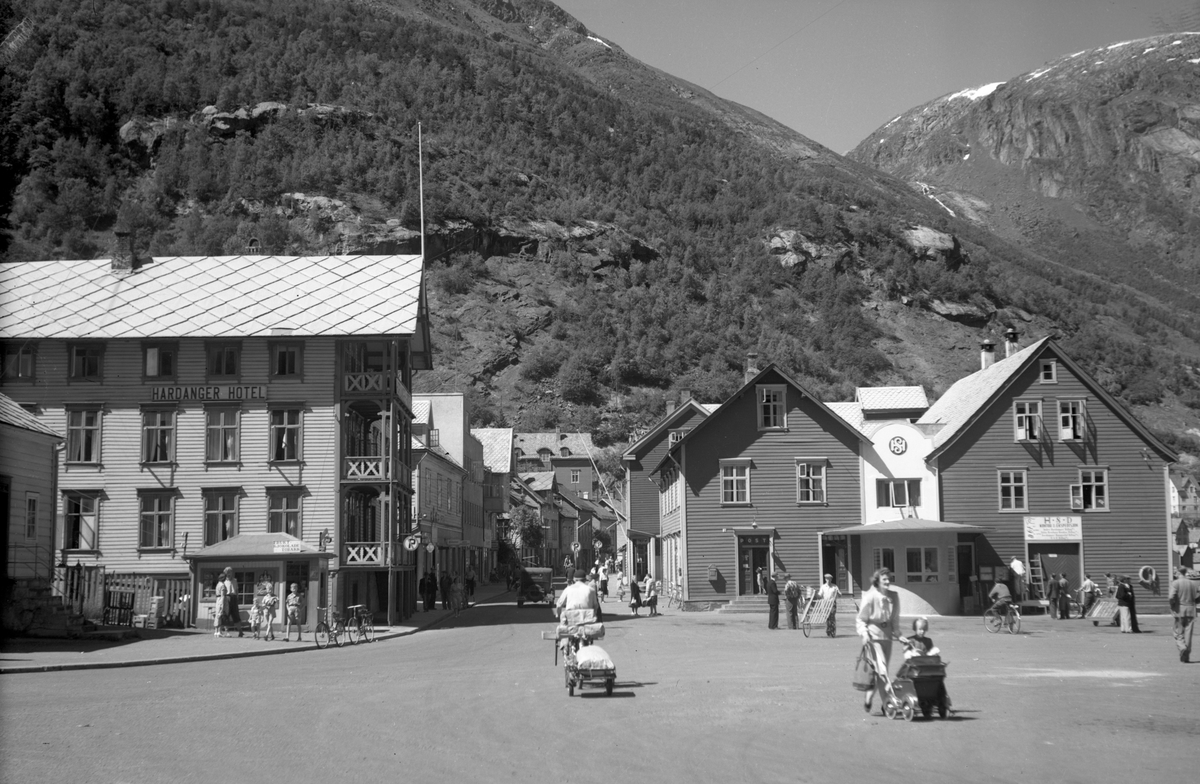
top-left (855, 568), bottom-right (902, 713)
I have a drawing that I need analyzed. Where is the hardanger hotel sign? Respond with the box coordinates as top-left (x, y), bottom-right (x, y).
top-left (149, 385), bottom-right (268, 402)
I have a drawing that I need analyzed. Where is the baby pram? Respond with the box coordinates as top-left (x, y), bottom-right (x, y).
top-left (857, 640), bottom-right (951, 721)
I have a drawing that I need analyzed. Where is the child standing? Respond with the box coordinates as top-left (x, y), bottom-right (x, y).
top-left (260, 576), bottom-right (278, 641)
top-left (284, 583), bottom-right (303, 642)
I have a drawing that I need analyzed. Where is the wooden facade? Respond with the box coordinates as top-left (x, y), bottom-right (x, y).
top-left (1, 393), bottom-right (62, 582)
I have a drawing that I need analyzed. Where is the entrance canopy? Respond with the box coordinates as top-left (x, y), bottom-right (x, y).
top-left (184, 532), bottom-right (335, 562)
top-left (821, 518), bottom-right (990, 535)
top-left (625, 528), bottom-right (655, 541)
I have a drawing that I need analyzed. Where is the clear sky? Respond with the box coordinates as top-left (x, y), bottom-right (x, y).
top-left (554, 0), bottom-right (1200, 153)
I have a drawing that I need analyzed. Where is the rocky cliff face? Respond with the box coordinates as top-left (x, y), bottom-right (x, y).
top-left (850, 33), bottom-right (1200, 288)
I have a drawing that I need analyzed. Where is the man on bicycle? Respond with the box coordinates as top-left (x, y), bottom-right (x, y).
top-left (988, 581), bottom-right (1014, 615)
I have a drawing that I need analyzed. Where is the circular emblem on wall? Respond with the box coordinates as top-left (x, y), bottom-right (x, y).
top-left (888, 436), bottom-right (908, 455)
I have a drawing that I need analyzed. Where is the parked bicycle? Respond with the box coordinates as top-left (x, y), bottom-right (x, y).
top-left (346, 604), bottom-right (375, 644)
top-left (314, 605), bottom-right (344, 649)
top-left (983, 602), bottom-right (1021, 634)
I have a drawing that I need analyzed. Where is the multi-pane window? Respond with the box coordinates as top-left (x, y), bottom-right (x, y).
top-left (66, 407), bottom-right (102, 463)
top-left (25, 493), bottom-right (38, 539)
top-left (668, 430), bottom-right (683, 445)
top-left (876, 479), bottom-right (921, 508)
top-left (270, 409), bottom-right (301, 461)
top-left (142, 409), bottom-right (175, 463)
top-left (1040, 360), bottom-right (1057, 383)
top-left (143, 344), bottom-right (176, 379)
top-left (1059, 400), bottom-right (1086, 441)
top-left (207, 343), bottom-right (240, 379)
top-left (204, 489), bottom-right (239, 545)
top-left (206, 407), bottom-right (240, 462)
top-left (758, 385), bottom-right (785, 429)
top-left (69, 344), bottom-right (103, 379)
top-left (270, 343), bottom-right (301, 378)
top-left (998, 470), bottom-right (1027, 511)
top-left (268, 490), bottom-right (303, 537)
top-left (429, 429), bottom-right (441, 448)
top-left (906, 547), bottom-right (939, 582)
top-left (1072, 469), bottom-right (1107, 511)
top-left (796, 461), bottom-right (826, 503)
top-left (570, 469), bottom-right (581, 484)
top-left (720, 462), bottom-right (750, 504)
top-left (2, 343), bottom-right (35, 379)
top-left (139, 491), bottom-right (174, 549)
top-left (1014, 401), bottom-right (1041, 441)
top-left (872, 547), bottom-right (895, 574)
top-left (64, 492), bottom-right (98, 550)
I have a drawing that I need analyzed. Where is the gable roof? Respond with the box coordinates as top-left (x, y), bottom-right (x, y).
top-left (521, 471), bottom-right (556, 492)
top-left (411, 399), bottom-right (431, 426)
top-left (651, 363), bottom-right (868, 475)
top-left (825, 402), bottom-right (866, 435)
top-left (515, 432), bottom-right (595, 458)
top-left (919, 337), bottom-right (1176, 462)
top-left (472, 427), bottom-right (514, 473)
top-left (0, 393), bottom-right (60, 438)
top-left (623, 398), bottom-right (712, 459)
top-left (856, 386), bottom-right (929, 413)
top-left (0, 254), bottom-right (424, 339)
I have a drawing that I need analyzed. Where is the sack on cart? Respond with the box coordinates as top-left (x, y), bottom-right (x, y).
top-left (575, 645), bottom-right (614, 670)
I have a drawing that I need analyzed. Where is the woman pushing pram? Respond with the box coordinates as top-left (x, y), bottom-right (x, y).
top-left (855, 568), bottom-right (903, 715)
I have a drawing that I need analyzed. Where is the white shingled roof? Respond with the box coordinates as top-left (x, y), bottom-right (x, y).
top-left (472, 427), bottom-right (514, 473)
top-left (411, 400), bottom-right (431, 426)
top-left (856, 385), bottom-right (929, 412)
top-left (0, 255), bottom-right (424, 339)
top-left (825, 402), bottom-right (866, 434)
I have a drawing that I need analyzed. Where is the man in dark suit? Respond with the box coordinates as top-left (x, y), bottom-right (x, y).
top-left (766, 571), bottom-right (781, 630)
top-left (1169, 567), bottom-right (1198, 663)
top-left (1046, 573), bottom-right (1061, 619)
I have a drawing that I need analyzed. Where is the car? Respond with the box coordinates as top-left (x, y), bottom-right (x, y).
top-left (516, 567), bottom-right (555, 607)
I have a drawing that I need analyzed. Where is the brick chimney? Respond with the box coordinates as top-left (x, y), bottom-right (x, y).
top-left (110, 229), bottom-right (141, 275)
top-left (744, 351), bottom-right (760, 384)
top-left (980, 339), bottom-right (996, 371)
top-left (665, 394), bottom-right (676, 415)
top-left (679, 389), bottom-right (691, 404)
top-left (1004, 327), bottom-right (1020, 358)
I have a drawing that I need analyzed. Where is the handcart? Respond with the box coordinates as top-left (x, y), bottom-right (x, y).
top-left (895, 650), bottom-right (952, 720)
top-left (799, 596), bottom-right (838, 637)
top-left (1084, 597), bottom-right (1119, 627)
top-left (857, 641), bottom-right (930, 721)
top-left (542, 608), bottom-right (616, 697)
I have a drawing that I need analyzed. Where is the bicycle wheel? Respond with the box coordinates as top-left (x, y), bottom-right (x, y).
top-left (314, 621), bottom-right (330, 649)
top-left (348, 616), bottom-right (362, 645)
top-left (983, 609), bottom-right (1002, 633)
top-left (1007, 611), bottom-right (1021, 634)
top-left (363, 615), bottom-right (375, 642)
top-left (333, 620), bottom-right (345, 647)
top-left (1067, 600), bottom-right (1081, 620)
top-left (801, 621), bottom-right (811, 638)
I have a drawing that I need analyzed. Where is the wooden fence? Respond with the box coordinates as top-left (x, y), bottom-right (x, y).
top-left (52, 568), bottom-right (191, 625)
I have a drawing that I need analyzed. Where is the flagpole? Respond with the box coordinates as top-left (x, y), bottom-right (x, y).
top-left (418, 122), bottom-right (425, 265)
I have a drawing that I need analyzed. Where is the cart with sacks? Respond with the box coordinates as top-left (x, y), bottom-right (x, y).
top-left (542, 608), bottom-right (616, 696)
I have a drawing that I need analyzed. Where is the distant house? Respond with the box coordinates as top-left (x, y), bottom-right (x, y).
top-left (515, 432), bottom-right (597, 497)
top-left (510, 471), bottom-right (561, 567)
top-left (1, 393), bottom-right (62, 582)
top-left (622, 392), bottom-right (713, 582)
top-left (1171, 473), bottom-right (1200, 518)
top-left (472, 426), bottom-right (514, 578)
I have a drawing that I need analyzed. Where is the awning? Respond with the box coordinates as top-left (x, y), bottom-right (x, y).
top-left (184, 532), bottom-right (335, 561)
top-left (625, 528), bottom-right (655, 541)
top-left (821, 518), bottom-right (990, 535)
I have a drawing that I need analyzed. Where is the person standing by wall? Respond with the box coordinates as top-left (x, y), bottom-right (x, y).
top-left (1079, 574), bottom-right (1099, 618)
top-left (819, 574), bottom-right (841, 636)
top-left (1046, 573), bottom-right (1061, 619)
top-left (1057, 573), bottom-right (1071, 620)
top-left (1010, 556), bottom-right (1026, 601)
top-left (439, 571), bottom-right (452, 611)
top-left (260, 575), bottom-right (278, 641)
top-left (766, 571), bottom-right (781, 630)
top-left (1116, 575), bottom-right (1136, 633)
top-left (214, 573), bottom-right (231, 638)
top-left (784, 575), bottom-right (802, 630)
top-left (283, 583), bottom-right (303, 642)
top-left (856, 568), bottom-right (901, 714)
top-left (224, 567), bottom-right (244, 637)
top-left (1169, 568), bottom-right (1197, 663)
top-left (465, 566), bottom-right (476, 601)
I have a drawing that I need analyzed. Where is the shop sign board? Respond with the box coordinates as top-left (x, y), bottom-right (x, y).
top-left (273, 540), bottom-right (303, 553)
top-left (1023, 516), bottom-right (1082, 541)
top-left (150, 385), bottom-right (267, 402)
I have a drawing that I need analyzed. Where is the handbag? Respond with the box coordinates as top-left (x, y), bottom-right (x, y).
top-left (852, 647), bottom-right (875, 691)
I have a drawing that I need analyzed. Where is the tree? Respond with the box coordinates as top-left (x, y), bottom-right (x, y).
top-left (508, 505), bottom-right (544, 551)
top-left (591, 528), bottom-right (613, 558)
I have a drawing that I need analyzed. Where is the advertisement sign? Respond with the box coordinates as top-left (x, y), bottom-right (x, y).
top-left (1024, 516), bottom-right (1083, 541)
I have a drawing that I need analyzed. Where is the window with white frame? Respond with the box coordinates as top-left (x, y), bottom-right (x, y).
top-left (796, 460), bottom-right (826, 503)
top-left (203, 489), bottom-right (239, 545)
top-left (138, 490), bottom-right (175, 549)
top-left (1040, 360), bottom-right (1057, 383)
top-left (269, 407), bottom-right (302, 462)
top-left (872, 547), bottom-right (895, 574)
top-left (998, 470), bottom-right (1027, 511)
top-left (1058, 400), bottom-right (1086, 441)
top-left (68, 343), bottom-right (103, 379)
top-left (2, 342), bottom-right (36, 379)
top-left (141, 409), bottom-right (175, 464)
top-left (1071, 469), bottom-right (1107, 511)
top-left (206, 406), bottom-right (240, 463)
top-left (64, 492), bottom-right (99, 550)
top-left (570, 469), bottom-right (581, 485)
top-left (906, 547), bottom-right (939, 582)
top-left (876, 479), bottom-right (921, 508)
top-left (143, 343), bottom-right (177, 379)
top-left (1014, 400), bottom-right (1041, 442)
top-left (757, 385), bottom-right (786, 430)
top-left (25, 493), bottom-right (38, 540)
top-left (668, 430), bottom-right (683, 445)
top-left (720, 460), bottom-right (751, 504)
top-left (66, 406), bottom-right (102, 464)
top-left (267, 488), bottom-right (304, 537)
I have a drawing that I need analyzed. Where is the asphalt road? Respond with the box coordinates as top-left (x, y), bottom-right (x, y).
top-left (2, 596), bottom-right (1197, 784)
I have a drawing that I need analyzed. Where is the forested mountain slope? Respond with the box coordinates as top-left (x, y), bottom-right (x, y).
top-left (2, 0), bottom-right (1198, 456)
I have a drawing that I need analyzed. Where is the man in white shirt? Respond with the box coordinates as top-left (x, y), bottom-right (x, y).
top-left (555, 572), bottom-right (600, 619)
top-left (1010, 557), bottom-right (1026, 600)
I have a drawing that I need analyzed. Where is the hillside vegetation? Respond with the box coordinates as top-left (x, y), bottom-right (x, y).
top-left (2, 0), bottom-right (1198, 455)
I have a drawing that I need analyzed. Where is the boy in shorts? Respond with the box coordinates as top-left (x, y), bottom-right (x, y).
top-left (284, 583), bottom-right (303, 642)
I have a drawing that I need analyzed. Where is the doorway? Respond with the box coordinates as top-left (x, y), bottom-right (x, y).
top-left (1028, 542), bottom-right (1081, 595)
top-left (822, 538), bottom-right (849, 592)
top-left (738, 534), bottom-right (771, 595)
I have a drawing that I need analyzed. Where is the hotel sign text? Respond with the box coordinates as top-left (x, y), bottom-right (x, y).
top-left (150, 385), bottom-right (267, 402)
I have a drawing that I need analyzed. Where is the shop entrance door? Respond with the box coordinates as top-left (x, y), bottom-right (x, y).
top-left (822, 539), bottom-right (850, 592)
top-left (1027, 543), bottom-right (1081, 594)
top-left (739, 535), bottom-right (771, 595)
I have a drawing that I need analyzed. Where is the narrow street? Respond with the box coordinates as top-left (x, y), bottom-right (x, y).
top-left (2, 596), bottom-right (1196, 784)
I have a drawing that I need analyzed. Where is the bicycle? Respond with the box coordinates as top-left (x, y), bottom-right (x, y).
top-left (346, 604), bottom-right (374, 644)
top-left (313, 606), bottom-right (345, 649)
top-left (983, 602), bottom-right (1021, 634)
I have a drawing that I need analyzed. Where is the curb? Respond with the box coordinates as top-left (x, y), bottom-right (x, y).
top-left (0, 591), bottom-right (509, 675)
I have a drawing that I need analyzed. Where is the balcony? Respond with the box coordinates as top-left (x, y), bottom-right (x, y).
top-left (344, 455), bottom-right (389, 481)
top-left (344, 371), bottom-right (386, 395)
top-left (343, 541), bottom-right (392, 566)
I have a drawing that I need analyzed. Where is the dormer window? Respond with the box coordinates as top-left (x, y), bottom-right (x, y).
top-left (1040, 360), bottom-right (1057, 384)
top-left (668, 430), bottom-right (683, 445)
top-left (758, 385), bottom-right (786, 430)
top-left (561, 447), bottom-right (571, 457)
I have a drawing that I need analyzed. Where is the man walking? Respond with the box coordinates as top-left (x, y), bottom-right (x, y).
top-left (1079, 573), bottom-right (1099, 618)
top-left (784, 574), bottom-right (802, 630)
top-left (1169, 567), bottom-right (1197, 663)
top-left (766, 571), bottom-right (781, 630)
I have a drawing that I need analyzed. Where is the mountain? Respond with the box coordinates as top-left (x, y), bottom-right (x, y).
top-left (2, 1), bottom-right (1198, 457)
